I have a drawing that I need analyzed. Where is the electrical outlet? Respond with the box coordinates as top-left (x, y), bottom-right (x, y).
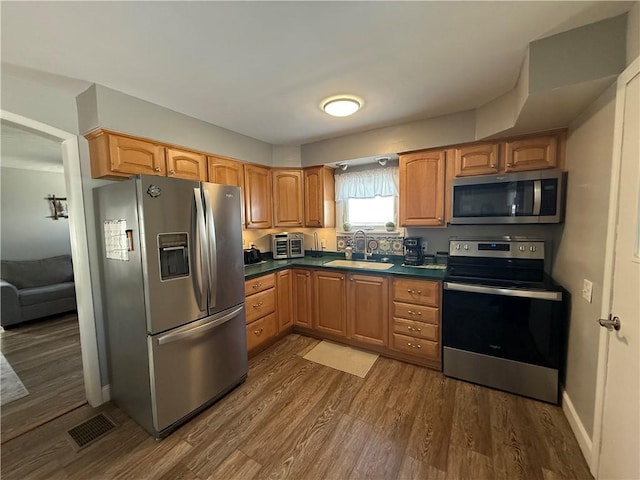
top-left (320, 238), bottom-right (327, 248)
top-left (421, 243), bottom-right (428, 255)
top-left (582, 279), bottom-right (593, 303)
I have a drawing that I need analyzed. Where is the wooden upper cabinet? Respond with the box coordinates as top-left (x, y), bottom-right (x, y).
top-left (347, 273), bottom-right (388, 347)
top-left (314, 270), bottom-right (347, 337)
top-left (399, 150), bottom-right (446, 226)
top-left (272, 169), bottom-right (304, 228)
top-left (304, 166), bottom-right (335, 228)
top-left (504, 135), bottom-right (558, 172)
top-left (454, 143), bottom-right (500, 177)
top-left (244, 164), bottom-right (273, 229)
top-left (87, 130), bottom-right (166, 179)
top-left (292, 269), bottom-right (313, 328)
top-left (207, 156), bottom-right (245, 189)
top-left (166, 148), bottom-right (206, 181)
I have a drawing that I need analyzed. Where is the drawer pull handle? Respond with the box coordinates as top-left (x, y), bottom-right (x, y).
top-left (252, 302), bottom-right (263, 308)
top-left (154, 167), bottom-right (161, 172)
top-left (407, 326), bottom-right (422, 332)
top-left (407, 310), bottom-right (422, 316)
top-left (507, 162), bottom-right (514, 167)
top-left (407, 342), bottom-right (422, 349)
top-left (252, 283), bottom-right (263, 289)
top-left (491, 164), bottom-right (497, 169)
top-left (253, 328), bottom-right (263, 336)
top-left (168, 169), bottom-right (176, 175)
top-left (407, 289), bottom-right (422, 295)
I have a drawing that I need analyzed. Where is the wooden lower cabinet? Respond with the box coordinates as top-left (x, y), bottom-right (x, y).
top-left (347, 273), bottom-right (388, 347)
top-left (246, 313), bottom-right (277, 352)
top-left (292, 269), bottom-right (313, 328)
top-left (276, 270), bottom-right (293, 331)
top-left (244, 273), bottom-right (277, 356)
top-left (314, 270), bottom-right (347, 337)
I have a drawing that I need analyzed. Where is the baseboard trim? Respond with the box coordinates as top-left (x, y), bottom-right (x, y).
top-left (562, 390), bottom-right (593, 468)
top-left (101, 384), bottom-right (111, 403)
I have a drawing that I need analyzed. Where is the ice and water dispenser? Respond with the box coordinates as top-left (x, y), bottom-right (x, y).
top-left (158, 233), bottom-right (190, 280)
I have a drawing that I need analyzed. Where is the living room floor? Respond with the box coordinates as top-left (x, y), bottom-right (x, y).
top-left (0, 313), bottom-right (85, 443)
top-left (0, 333), bottom-right (592, 480)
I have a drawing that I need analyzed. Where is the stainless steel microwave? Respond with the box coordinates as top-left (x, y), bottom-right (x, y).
top-left (450, 169), bottom-right (567, 224)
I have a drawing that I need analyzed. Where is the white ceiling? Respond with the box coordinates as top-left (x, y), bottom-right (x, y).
top-left (1, 1), bottom-right (634, 146)
top-left (0, 121), bottom-right (63, 173)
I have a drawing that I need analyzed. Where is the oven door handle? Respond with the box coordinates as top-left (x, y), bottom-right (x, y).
top-left (444, 282), bottom-right (562, 301)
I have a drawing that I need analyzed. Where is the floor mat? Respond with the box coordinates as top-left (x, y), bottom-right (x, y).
top-left (302, 340), bottom-right (378, 378)
top-left (1, 352), bottom-right (29, 406)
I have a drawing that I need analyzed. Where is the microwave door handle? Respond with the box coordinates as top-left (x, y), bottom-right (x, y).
top-left (203, 188), bottom-right (217, 308)
top-left (533, 180), bottom-right (542, 215)
top-left (193, 188), bottom-right (209, 311)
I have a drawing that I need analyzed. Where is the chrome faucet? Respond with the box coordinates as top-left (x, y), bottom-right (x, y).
top-left (352, 230), bottom-right (370, 260)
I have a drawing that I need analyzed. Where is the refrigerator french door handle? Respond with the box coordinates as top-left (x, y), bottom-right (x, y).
top-left (193, 188), bottom-right (210, 311)
top-left (532, 180), bottom-right (542, 215)
top-left (156, 305), bottom-right (244, 345)
top-left (203, 188), bottom-right (218, 308)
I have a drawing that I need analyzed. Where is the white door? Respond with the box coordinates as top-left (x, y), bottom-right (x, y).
top-left (597, 58), bottom-right (640, 480)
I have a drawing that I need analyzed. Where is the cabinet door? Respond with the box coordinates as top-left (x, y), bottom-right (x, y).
top-left (314, 270), bottom-right (347, 337)
top-left (272, 169), bottom-right (304, 227)
top-left (292, 269), bottom-right (313, 328)
top-left (304, 167), bottom-right (335, 228)
top-left (505, 136), bottom-right (558, 172)
top-left (347, 273), bottom-right (388, 346)
top-left (276, 270), bottom-right (293, 332)
top-left (207, 156), bottom-right (245, 189)
top-left (454, 143), bottom-right (500, 177)
top-left (108, 134), bottom-right (166, 176)
top-left (166, 148), bottom-right (207, 181)
top-left (399, 151), bottom-right (445, 226)
top-left (244, 164), bottom-right (273, 229)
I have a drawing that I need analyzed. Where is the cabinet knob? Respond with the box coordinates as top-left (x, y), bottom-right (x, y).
top-left (491, 164), bottom-right (497, 169)
top-left (252, 302), bottom-right (263, 309)
top-left (340, 276), bottom-right (344, 280)
top-left (506, 163), bottom-right (513, 167)
top-left (306, 273), bottom-right (310, 277)
top-left (437, 217), bottom-right (442, 222)
top-left (168, 169), bottom-right (176, 175)
top-left (252, 283), bottom-right (263, 289)
top-left (253, 328), bottom-right (263, 336)
top-left (154, 167), bottom-right (161, 172)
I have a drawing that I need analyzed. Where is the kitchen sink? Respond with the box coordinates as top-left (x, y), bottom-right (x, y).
top-left (322, 259), bottom-right (394, 270)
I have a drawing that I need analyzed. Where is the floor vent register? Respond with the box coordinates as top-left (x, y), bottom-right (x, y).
top-left (67, 413), bottom-right (116, 451)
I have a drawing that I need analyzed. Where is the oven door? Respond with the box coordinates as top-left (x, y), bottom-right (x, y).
top-left (442, 282), bottom-right (565, 403)
top-left (288, 238), bottom-right (304, 258)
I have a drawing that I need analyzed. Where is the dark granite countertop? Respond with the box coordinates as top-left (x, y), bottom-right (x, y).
top-left (244, 253), bottom-right (447, 281)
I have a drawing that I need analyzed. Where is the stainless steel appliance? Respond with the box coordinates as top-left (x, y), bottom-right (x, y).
top-left (442, 237), bottom-right (566, 404)
top-left (403, 237), bottom-right (424, 265)
top-left (450, 169), bottom-right (566, 224)
top-left (272, 232), bottom-right (304, 259)
top-left (95, 175), bottom-right (248, 438)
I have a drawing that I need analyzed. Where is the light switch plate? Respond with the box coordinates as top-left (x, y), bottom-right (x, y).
top-left (582, 279), bottom-right (593, 303)
top-left (320, 238), bottom-right (327, 248)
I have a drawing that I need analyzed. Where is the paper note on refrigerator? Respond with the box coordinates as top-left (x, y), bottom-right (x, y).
top-left (104, 220), bottom-right (129, 261)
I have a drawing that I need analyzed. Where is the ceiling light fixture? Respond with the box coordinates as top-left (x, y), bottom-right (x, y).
top-left (321, 95), bottom-right (363, 117)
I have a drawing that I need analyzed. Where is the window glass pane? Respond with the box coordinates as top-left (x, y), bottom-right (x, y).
top-left (347, 196), bottom-right (395, 225)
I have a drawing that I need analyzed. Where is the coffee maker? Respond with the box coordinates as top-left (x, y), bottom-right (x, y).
top-left (403, 237), bottom-right (424, 265)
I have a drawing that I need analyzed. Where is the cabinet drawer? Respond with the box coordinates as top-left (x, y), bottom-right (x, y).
top-left (246, 312), bottom-right (277, 352)
top-left (392, 302), bottom-right (439, 324)
top-left (392, 318), bottom-right (438, 341)
top-left (391, 333), bottom-right (439, 360)
top-left (245, 288), bottom-right (276, 324)
top-left (393, 279), bottom-right (440, 307)
top-left (245, 273), bottom-right (276, 296)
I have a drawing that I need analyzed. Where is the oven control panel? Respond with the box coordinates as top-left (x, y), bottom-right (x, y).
top-left (449, 238), bottom-right (545, 260)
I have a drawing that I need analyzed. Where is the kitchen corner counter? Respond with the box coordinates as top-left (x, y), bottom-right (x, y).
top-left (243, 255), bottom-right (447, 281)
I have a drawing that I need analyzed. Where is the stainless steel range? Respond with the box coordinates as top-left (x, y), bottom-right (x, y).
top-left (442, 237), bottom-right (566, 404)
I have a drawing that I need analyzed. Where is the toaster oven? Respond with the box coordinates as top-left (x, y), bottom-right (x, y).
top-left (272, 233), bottom-right (304, 259)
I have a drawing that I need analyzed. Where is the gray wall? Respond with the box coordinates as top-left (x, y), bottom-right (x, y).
top-left (553, 84), bottom-right (616, 438)
top-left (628, 2), bottom-right (640, 65)
top-left (0, 167), bottom-right (72, 260)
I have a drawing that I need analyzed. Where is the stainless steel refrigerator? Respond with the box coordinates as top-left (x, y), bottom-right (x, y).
top-left (95, 175), bottom-right (247, 438)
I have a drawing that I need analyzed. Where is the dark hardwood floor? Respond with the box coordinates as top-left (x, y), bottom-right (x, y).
top-left (0, 333), bottom-right (592, 479)
top-left (0, 313), bottom-right (86, 443)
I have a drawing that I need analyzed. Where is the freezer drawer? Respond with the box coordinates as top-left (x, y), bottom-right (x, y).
top-left (148, 304), bottom-right (248, 434)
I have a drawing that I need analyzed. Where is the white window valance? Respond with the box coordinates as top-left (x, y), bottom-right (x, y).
top-left (335, 167), bottom-right (399, 201)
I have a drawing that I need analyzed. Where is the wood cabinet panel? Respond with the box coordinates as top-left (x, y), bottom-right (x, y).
top-left (347, 273), bottom-right (388, 347)
top-left (391, 333), bottom-right (439, 361)
top-left (245, 288), bottom-right (276, 324)
top-left (108, 134), bottom-right (166, 176)
top-left (505, 136), bottom-right (558, 172)
top-left (399, 151), bottom-right (445, 226)
top-left (304, 166), bottom-right (335, 228)
top-left (392, 317), bottom-right (438, 342)
top-left (392, 302), bottom-right (439, 324)
top-left (392, 279), bottom-right (440, 307)
top-left (276, 270), bottom-right (293, 331)
top-left (244, 273), bottom-right (276, 297)
top-left (454, 143), bottom-right (500, 177)
top-left (166, 148), bottom-right (206, 181)
top-left (246, 313), bottom-right (277, 352)
top-left (314, 270), bottom-right (347, 337)
top-left (244, 164), bottom-right (273, 229)
top-left (207, 156), bottom-right (245, 188)
top-left (272, 169), bottom-right (304, 227)
top-left (292, 269), bottom-right (313, 328)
